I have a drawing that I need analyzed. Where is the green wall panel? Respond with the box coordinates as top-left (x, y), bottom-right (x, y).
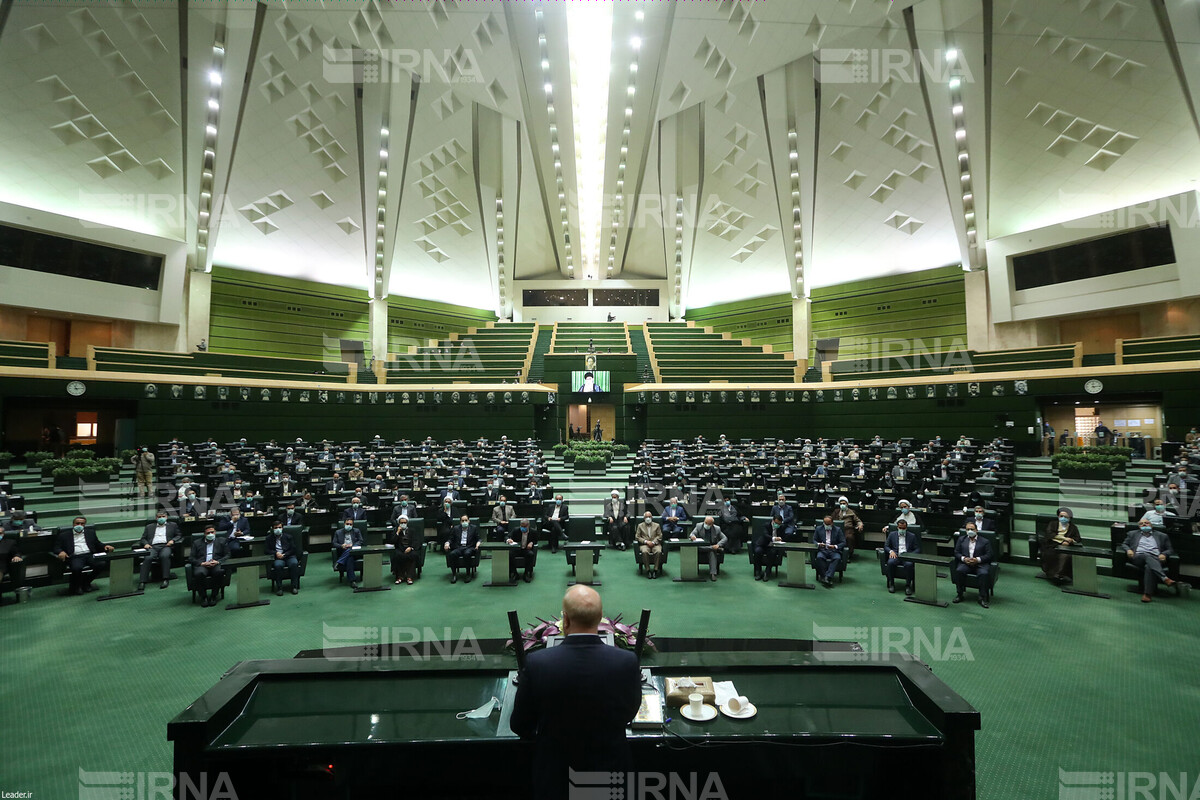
top-left (809, 265), bottom-right (967, 363)
top-left (210, 267), bottom-right (371, 361)
top-left (685, 293), bottom-right (794, 353)
top-left (386, 296), bottom-right (497, 353)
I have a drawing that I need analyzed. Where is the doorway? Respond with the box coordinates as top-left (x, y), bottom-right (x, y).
top-left (566, 403), bottom-right (615, 442)
top-left (1042, 399), bottom-right (1162, 455)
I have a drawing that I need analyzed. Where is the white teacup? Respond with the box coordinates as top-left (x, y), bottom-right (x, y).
top-left (726, 695), bottom-right (749, 715)
top-left (687, 692), bottom-right (705, 716)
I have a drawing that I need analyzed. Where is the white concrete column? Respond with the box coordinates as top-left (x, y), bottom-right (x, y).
top-left (369, 298), bottom-right (388, 363)
top-left (185, 270), bottom-right (211, 351)
top-left (963, 270), bottom-right (990, 350)
top-left (792, 296), bottom-right (811, 373)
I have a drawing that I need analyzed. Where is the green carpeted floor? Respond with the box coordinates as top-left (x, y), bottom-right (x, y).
top-left (2, 547), bottom-right (1197, 799)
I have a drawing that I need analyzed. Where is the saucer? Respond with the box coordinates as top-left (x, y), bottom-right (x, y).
top-left (680, 703), bottom-right (718, 722)
top-left (719, 702), bottom-right (758, 720)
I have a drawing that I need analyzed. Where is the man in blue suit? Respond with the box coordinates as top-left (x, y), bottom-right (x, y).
top-left (884, 519), bottom-right (920, 596)
top-left (772, 493), bottom-right (795, 539)
top-left (661, 497), bottom-right (688, 537)
top-left (812, 515), bottom-right (845, 587)
top-left (333, 518), bottom-right (364, 589)
top-left (953, 526), bottom-right (993, 608)
top-left (510, 586), bottom-right (642, 800)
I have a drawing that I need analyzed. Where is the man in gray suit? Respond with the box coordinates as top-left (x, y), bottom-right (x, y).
top-left (688, 516), bottom-right (727, 581)
top-left (603, 490), bottom-right (629, 550)
top-left (138, 511), bottom-right (180, 590)
top-left (1121, 518), bottom-right (1186, 603)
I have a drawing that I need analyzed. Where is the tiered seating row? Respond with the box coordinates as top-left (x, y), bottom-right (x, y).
top-left (382, 322), bottom-right (536, 384)
top-left (0, 340), bottom-right (55, 369)
top-left (88, 346), bottom-right (355, 382)
top-left (1117, 334), bottom-right (1200, 365)
top-left (645, 322), bottom-right (797, 383)
top-left (549, 322), bottom-right (631, 353)
top-left (823, 343), bottom-right (1081, 382)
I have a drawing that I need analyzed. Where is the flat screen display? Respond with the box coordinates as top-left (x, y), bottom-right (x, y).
top-left (572, 370), bottom-right (610, 393)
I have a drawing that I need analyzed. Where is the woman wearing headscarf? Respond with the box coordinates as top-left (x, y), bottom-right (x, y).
top-left (1040, 506), bottom-right (1081, 584)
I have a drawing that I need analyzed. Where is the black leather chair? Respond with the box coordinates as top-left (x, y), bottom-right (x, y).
top-left (565, 517), bottom-right (600, 575)
top-left (809, 520), bottom-right (848, 583)
top-left (875, 524), bottom-right (922, 592)
top-left (0, 555), bottom-right (26, 604)
top-left (331, 520), bottom-right (368, 583)
top-left (1109, 522), bottom-right (1183, 597)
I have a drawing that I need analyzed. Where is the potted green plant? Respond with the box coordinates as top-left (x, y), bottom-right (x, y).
top-left (24, 451), bottom-right (54, 468)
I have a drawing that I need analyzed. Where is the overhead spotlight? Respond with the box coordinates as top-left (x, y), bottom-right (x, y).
top-left (208, 70), bottom-right (221, 86)
top-left (380, 127), bottom-right (389, 137)
top-left (952, 104), bottom-right (964, 115)
top-left (955, 129), bottom-right (966, 140)
top-left (205, 124), bottom-right (217, 136)
top-left (945, 48), bottom-right (958, 62)
top-left (636, 10), bottom-right (645, 20)
top-left (627, 86), bottom-right (635, 96)
top-left (949, 77), bottom-right (961, 90)
top-left (207, 98), bottom-right (219, 111)
top-left (541, 59), bottom-right (550, 70)
top-left (544, 82), bottom-right (553, 94)
top-left (631, 36), bottom-right (642, 50)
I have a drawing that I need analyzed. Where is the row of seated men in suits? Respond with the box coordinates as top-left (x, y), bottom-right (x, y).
top-left (154, 435), bottom-right (552, 512)
top-left (628, 437), bottom-right (1011, 515)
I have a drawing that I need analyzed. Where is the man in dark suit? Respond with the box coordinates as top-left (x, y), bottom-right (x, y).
top-left (510, 586), bottom-right (642, 800)
top-left (968, 505), bottom-right (994, 532)
top-left (53, 516), bottom-right (113, 594)
top-left (812, 515), bottom-right (845, 588)
top-left (0, 527), bottom-right (24, 589)
top-left (138, 511), bottom-right (180, 590)
top-left (181, 489), bottom-right (205, 519)
top-left (443, 514), bottom-right (479, 583)
top-left (771, 494), bottom-right (796, 539)
top-left (326, 473), bottom-right (346, 493)
top-left (604, 490), bottom-right (629, 550)
top-left (333, 519), bottom-right (364, 589)
top-left (189, 525), bottom-right (229, 607)
top-left (265, 521), bottom-right (300, 596)
top-left (952, 526), bottom-right (993, 608)
top-left (751, 516), bottom-right (786, 582)
top-left (1121, 519), bottom-right (1184, 602)
top-left (390, 495), bottom-right (419, 526)
top-left (542, 495), bottom-right (569, 553)
top-left (717, 498), bottom-right (748, 554)
top-left (505, 518), bottom-right (538, 583)
top-left (278, 501), bottom-right (305, 528)
top-left (343, 498), bottom-right (368, 522)
top-left (884, 520), bottom-right (920, 596)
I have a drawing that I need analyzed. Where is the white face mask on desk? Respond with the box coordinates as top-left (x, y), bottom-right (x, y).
top-left (456, 696), bottom-right (499, 720)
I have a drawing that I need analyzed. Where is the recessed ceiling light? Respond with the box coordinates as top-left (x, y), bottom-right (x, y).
top-left (631, 36), bottom-right (641, 50)
top-left (208, 70), bottom-right (221, 86)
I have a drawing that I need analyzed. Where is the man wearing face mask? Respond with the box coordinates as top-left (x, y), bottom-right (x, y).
top-left (661, 497), bottom-right (688, 538)
top-left (813, 515), bottom-right (845, 588)
top-left (1039, 507), bottom-right (1080, 585)
top-left (181, 489), bottom-right (205, 519)
top-left (265, 522), bottom-right (300, 596)
top-left (390, 495), bottom-right (419, 526)
top-left (603, 490), bottom-right (630, 550)
top-left (1122, 518), bottom-right (1185, 603)
top-left (688, 516), bottom-right (727, 581)
top-left (53, 516), bottom-right (113, 595)
top-left (952, 523), bottom-right (992, 608)
top-left (491, 494), bottom-right (517, 539)
top-left (278, 501), bottom-right (305, 529)
top-left (333, 518), bottom-right (364, 589)
top-left (344, 497), bottom-right (368, 522)
top-left (771, 494), bottom-right (795, 539)
top-left (970, 505), bottom-right (994, 532)
top-left (138, 511), bottom-right (180, 590)
top-left (831, 496), bottom-right (863, 559)
top-left (1144, 498), bottom-right (1174, 527)
top-left (444, 514), bottom-right (480, 584)
top-left (542, 495), bottom-right (569, 554)
top-left (505, 518), bottom-right (538, 583)
top-left (635, 512), bottom-right (663, 578)
top-left (189, 525), bottom-right (229, 607)
top-left (389, 516), bottom-right (418, 585)
top-left (751, 515), bottom-right (788, 582)
top-left (718, 497), bottom-right (748, 554)
top-left (884, 519), bottom-right (920, 596)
